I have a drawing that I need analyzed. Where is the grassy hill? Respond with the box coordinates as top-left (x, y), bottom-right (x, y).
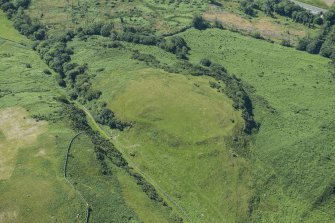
top-left (67, 36), bottom-right (251, 222)
top-left (181, 28), bottom-right (335, 222)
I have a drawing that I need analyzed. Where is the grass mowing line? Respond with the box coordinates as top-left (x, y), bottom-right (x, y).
top-left (73, 101), bottom-right (194, 223)
top-left (63, 132), bottom-right (91, 223)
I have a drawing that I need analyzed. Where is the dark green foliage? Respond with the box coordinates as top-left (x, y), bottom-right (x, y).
top-left (14, 0), bottom-right (30, 8)
top-left (11, 9), bottom-right (46, 40)
top-left (35, 40), bottom-right (72, 75)
top-left (130, 171), bottom-right (164, 203)
top-left (281, 38), bottom-right (291, 47)
top-left (320, 27), bottom-right (335, 58)
top-left (200, 58), bottom-right (212, 67)
top-left (93, 106), bottom-right (129, 130)
top-left (118, 31), bottom-right (161, 46)
top-left (159, 36), bottom-right (189, 59)
top-left (306, 38), bottom-right (323, 54)
top-left (240, 0), bottom-right (257, 16)
top-left (43, 69), bottom-right (51, 75)
top-left (298, 9), bottom-right (335, 57)
top-left (132, 51), bottom-right (160, 67)
top-left (192, 15), bottom-right (210, 30)
top-left (324, 8), bottom-right (335, 26)
top-left (56, 76), bottom-right (66, 87)
top-left (296, 36), bottom-right (311, 51)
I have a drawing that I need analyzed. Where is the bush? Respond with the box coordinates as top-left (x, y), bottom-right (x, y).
top-left (192, 15), bottom-right (210, 30)
top-left (306, 38), bottom-right (323, 54)
top-left (200, 58), bottom-right (212, 67)
top-left (14, 0), bottom-right (30, 9)
top-left (240, 0), bottom-right (256, 16)
top-left (320, 27), bottom-right (335, 57)
top-left (296, 36), bottom-right (311, 51)
top-left (281, 38), bottom-right (291, 47)
top-left (43, 69), bottom-right (51, 75)
top-left (159, 36), bottom-right (189, 56)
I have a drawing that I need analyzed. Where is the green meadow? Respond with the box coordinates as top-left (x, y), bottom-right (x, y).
top-left (181, 28), bottom-right (335, 222)
top-left (0, 12), bottom-right (174, 223)
top-left (0, 12), bottom-right (85, 222)
top-left (65, 24), bottom-right (335, 221)
top-left (69, 37), bottom-right (252, 222)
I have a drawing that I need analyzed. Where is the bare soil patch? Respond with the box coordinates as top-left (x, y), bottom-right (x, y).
top-left (0, 107), bottom-right (46, 180)
top-left (203, 11), bottom-right (306, 42)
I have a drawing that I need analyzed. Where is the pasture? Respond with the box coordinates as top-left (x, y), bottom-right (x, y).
top-left (181, 28), bottom-right (335, 222)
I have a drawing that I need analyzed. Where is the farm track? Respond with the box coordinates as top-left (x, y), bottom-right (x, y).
top-left (289, 0), bottom-right (328, 14)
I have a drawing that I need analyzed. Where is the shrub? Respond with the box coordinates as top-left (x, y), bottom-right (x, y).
top-left (306, 38), bottom-right (323, 54)
top-left (281, 38), bottom-right (291, 47)
top-left (192, 15), bottom-right (210, 30)
top-left (200, 58), bottom-right (212, 67)
top-left (43, 69), bottom-right (51, 75)
top-left (159, 36), bottom-right (189, 56)
top-left (296, 36), bottom-right (311, 51)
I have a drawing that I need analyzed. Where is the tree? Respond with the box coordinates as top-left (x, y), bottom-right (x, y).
top-left (200, 58), bottom-right (212, 67)
top-left (296, 36), bottom-right (311, 51)
top-left (160, 36), bottom-right (189, 56)
top-left (306, 38), bottom-right (323, 54)
top-left (192, 15), bottom-right (209, 30)
top-left (14, 0), bottom-right (30, 9)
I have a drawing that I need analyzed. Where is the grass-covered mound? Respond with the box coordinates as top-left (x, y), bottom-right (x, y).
top-left (182, 28), bottom-right (335, 222)
top-left (68, 38), bottom-right (252, 222)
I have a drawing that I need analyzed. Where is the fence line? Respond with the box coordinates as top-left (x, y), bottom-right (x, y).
top-left (63, 132), bottom-right (91, 223)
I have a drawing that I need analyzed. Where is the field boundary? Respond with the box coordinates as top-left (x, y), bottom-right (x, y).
top-left (63, 132), bottom-right (91, 223)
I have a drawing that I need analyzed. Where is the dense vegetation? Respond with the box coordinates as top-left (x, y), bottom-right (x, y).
top-left (296, 7), bottom-right (335, 58)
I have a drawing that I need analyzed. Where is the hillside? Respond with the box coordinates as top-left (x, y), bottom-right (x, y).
top-left (0, 0), bottom-right (335, 222)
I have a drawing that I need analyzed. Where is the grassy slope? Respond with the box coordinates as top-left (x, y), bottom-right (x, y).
top-left (68, 133), bottom-right (174, 223)
top-left (69, 37), bottom-right (252, 223)
top-left (0, 11), bottom-right (174, 223)
top-left (181, 28), bottom-right (335, 222)
top-left (0, 11), bottom-right (85, 222)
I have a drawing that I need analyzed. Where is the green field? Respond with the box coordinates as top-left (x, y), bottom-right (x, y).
top-left (180, 28), bottom-right (335, 222)
top-left (66, 27), bottom-right (335, 222)
top-left (0, 11), bottom-right (175, 223)
top-left (0, 12), bottom-right (85, 222)
top-left (68, 37), bottom-right (251, 222)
